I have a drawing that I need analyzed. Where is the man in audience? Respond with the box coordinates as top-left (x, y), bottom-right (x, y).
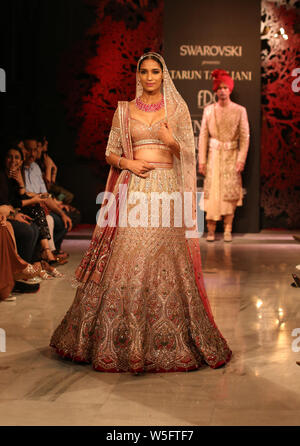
top-left (23, 137), bottom-right (72, 255)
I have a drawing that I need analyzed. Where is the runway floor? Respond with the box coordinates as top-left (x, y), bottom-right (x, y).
top-left (0, 230), bottom-right (300, 426)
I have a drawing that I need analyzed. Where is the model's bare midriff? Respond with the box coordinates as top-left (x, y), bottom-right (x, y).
top-left (133, 147), bottom-right (173, 163)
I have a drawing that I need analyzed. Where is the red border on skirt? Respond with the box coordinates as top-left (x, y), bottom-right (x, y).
top-left (51, 346), bottom-right (232, 373)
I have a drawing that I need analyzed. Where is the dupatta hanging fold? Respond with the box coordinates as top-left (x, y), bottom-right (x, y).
top-left (137, 52), bottom-right (217, 327)
top-left (75, 101), bottom-right (133, 285)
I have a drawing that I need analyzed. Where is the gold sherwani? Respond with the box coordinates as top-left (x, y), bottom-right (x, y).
top-left (198, 102), bottom-right (249, 220)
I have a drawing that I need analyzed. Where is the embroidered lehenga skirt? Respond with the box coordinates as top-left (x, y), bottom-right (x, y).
top-left (50, 166), bottom-right (232, 372)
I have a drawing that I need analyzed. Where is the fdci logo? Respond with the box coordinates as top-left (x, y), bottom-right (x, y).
top-left (197, 90), bottom-right (217, 109)
top-left (0, 68), bottom-right (6, 92)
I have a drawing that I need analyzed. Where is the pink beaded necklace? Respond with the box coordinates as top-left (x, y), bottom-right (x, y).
top-left (135, 96), bottom-right (164, 112)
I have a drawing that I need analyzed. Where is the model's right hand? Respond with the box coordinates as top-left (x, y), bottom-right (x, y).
top-left (128, 160), bottom-right (155, 178)
top-left (199, 163), bottom-right (206, 176)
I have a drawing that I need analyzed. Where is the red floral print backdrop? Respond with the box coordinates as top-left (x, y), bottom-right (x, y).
top-left (58, 0), bottom-right (163, 164)
top-left (57, 0), bottom-right (299, 228)
top-left (261, 0), bottom-right (300, 228)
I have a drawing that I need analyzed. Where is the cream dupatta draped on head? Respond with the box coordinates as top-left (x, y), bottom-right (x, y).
top-left (75, 52), bottom-right (220, 329)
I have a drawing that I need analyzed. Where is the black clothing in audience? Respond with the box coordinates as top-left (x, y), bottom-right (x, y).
top-left (9, 220), bottom-right (40, 263)
top-left (0, 169), bottom-right (50, 241)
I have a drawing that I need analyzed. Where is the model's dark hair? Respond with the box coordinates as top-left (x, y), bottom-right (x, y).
top-left (138, 54), bottom-right (163, 71)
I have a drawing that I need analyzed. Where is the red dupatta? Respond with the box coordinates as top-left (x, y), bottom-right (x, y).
top-left (75, 101), bottom-right (133, 285)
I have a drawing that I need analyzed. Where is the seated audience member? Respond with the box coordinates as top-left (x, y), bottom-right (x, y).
top-left (1, 145), bottom-right (66, 268)
top-left (0, 149), bottom-right (39, 264)
top-left (32, 139), bottom-right (59, 257)
top-left (35, 136), bottom-right (81, 245)
top-left (2, 145), bottom-right (55, 260)
top-left (58, 201), bottom-right (81, 229)
top-left (9, 136), bottom-right (27, 159)
top-left (36, 136), bottom-right (57, 191)
top-left (36, 136), bottom-right (74, 204)
top-left (36, 136), bottom-right (81, 230)
top-left (0, 206), bottom-right (40, 301)
top-left (23, 137), bottom-right (72, 258)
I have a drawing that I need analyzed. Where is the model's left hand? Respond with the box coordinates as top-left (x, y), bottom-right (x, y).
top-left (157, 122), bottom-right (176, 147)
top-left (236, 162), bottom-right (244, 173)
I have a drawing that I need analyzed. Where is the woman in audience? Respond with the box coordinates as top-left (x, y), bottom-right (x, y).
top-left (35, 136), bottom-right (81, 245)
top-left (0, 205), bottom-right (41, 301)
top-left (37, 136), bottom-right (58, 191)
top-left (0, 145), bottom-right (64, 272)
top-left (23, 138), bottom-right (71, 262)
top-left (36, 136), bottom-right (73, 202)
top-left (0, 146), bottom-right (40, 265)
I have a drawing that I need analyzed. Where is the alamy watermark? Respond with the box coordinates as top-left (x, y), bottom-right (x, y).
top-left (0, 68), bottom-right (6, 93)
top-left (96, 186), bottom-right (205, 238)
top-left (291, 68), bottom-right (300, 93)
top-left (291, 328), bottom-right (300, 353)
top-left (0, 328), bottom-right (6, 352)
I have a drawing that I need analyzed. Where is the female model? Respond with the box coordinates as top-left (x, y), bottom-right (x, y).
top-left (50, 53), bottom-right (232, 373)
